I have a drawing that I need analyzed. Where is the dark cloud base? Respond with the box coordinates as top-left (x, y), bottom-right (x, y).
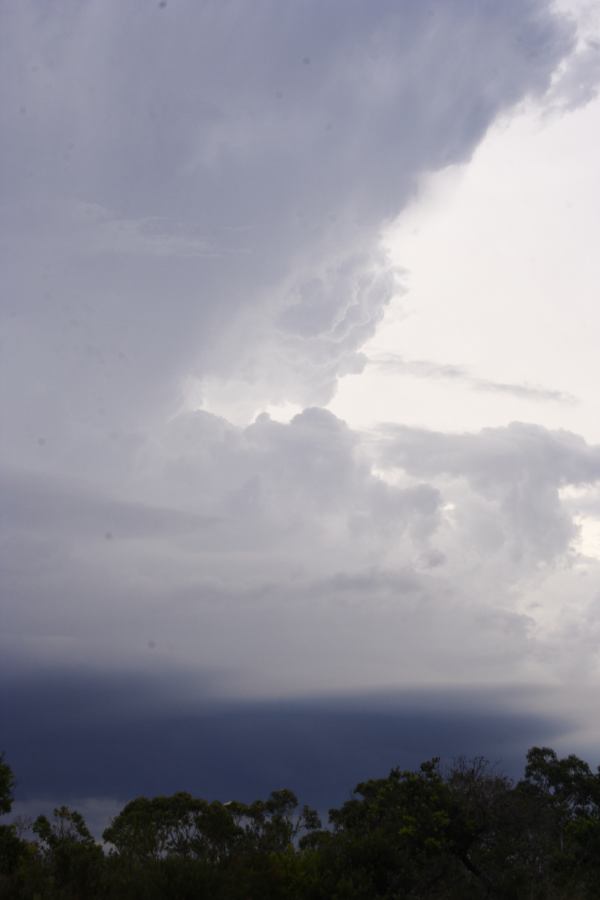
top-left (1, 669), bottom-right (568, 810)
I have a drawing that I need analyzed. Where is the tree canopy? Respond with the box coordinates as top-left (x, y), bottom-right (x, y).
top-left (3, 746), bottom-right (600, 898)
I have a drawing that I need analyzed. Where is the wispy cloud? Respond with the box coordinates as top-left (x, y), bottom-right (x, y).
top-left (368, 353), bottom-right (576, 404)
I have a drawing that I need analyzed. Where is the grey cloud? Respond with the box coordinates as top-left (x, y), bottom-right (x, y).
top-left (0, 467), bottom-right (216, 541)
top-left (545, 28), bottom-right (600, 111)
top-left (141, 407), bottom-right (441, 541)
top-left (3, 407), bottom-right (599, 703)
top-left (376, 421), bottom-right (600, 563)
top-left (0, 0), bottom-right (575, 459)
top-left (0, 406), bottom-right (542, 698)
top-left (370, 354), bottom-right (576, 404)
top-left (2, 1), bottom-right (597, 807)
top-left (0, 666), bottom-right (570, 816)
top-left (0, 407), bottom-right (445, 691)
top-left (377, 421), bottom-right (600, 485)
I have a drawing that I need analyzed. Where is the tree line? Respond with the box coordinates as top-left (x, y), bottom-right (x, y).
top-left (2, 745), bottom-right (600, 898)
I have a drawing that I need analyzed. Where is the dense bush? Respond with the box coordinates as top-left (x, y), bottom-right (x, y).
top-left (2, 747), bottom-right (600, 898)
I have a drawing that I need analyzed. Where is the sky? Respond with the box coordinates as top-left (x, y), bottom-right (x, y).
top-left (2, 0), bottom-right (600, 829)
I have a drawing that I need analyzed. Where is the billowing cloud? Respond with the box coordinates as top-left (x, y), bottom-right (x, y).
top-left (376, 421), bottom-right (600, 562)
top-left (0, 0), bottom-right (574, 457)
top-left (4, 412), bottom-right (600, 703)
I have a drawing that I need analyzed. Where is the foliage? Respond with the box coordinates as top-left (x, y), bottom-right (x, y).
top-left (3, 747), bottom-right (600, 897)
top-left (0, 753), bottom-right (15, 817)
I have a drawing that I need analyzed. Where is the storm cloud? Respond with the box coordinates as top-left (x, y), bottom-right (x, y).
top-left (2, 0), bottom-right (599, 818)
top-left (2, 668), bottom-right (569, 814)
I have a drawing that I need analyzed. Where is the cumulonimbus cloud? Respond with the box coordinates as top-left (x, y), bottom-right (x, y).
top-left (3, 0), bottom-right (600, 814)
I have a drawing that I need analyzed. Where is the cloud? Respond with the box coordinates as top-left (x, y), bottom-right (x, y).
top-left (4, 410), bottom-right (600, 707)
top-left (376, 420), bottom-right (600, 565)
top-left (0, 467), bottom-right (215, 541)
top-left (545, 1), bottom-right (600, 110)
top-left (1, 667), bottom-right (569, 816)
top-left (2, 0), bottom-right (599, 810)
top-left (0, 0), bottom-right (575, 452)
top-left (3, 410), bottom-right (600, 819)
top-left (369, 354), bottom-right (576, 404)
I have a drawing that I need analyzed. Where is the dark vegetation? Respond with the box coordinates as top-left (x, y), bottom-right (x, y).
top-left (3, 746), bottom-right (600, 898)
